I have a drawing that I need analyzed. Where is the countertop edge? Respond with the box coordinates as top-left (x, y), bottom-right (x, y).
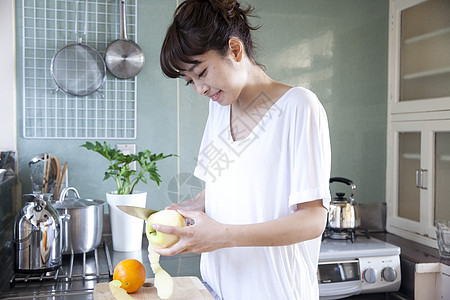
top-left (371, 232), bottom-right (450, 267)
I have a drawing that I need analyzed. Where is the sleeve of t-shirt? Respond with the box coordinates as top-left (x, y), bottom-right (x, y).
top-left (288, 90), bottom-right (331, 211)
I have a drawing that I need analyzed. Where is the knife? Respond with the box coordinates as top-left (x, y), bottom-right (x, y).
top-left (117, 205), bottom-right (159, 220)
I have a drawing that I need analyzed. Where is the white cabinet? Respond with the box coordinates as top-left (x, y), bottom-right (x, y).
top-left (387, 119), bottom-right (450, 247)
top-left (414, 263), bottom-right (450, 300)
top-left (388, 0), bottom-right (450, 114)
top-left (387, 0), bottom-right (450, 248)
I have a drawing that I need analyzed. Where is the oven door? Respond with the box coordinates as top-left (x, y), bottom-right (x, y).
top-left (318, 259), bottom-right (362, 300)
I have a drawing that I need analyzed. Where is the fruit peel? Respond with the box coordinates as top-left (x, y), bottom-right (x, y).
top-left (154, 269), bottom-right (174, 300)
top-left (109, 280), bottom-right (135, 300)
top-left (151, 263), bottom-right (162, 274)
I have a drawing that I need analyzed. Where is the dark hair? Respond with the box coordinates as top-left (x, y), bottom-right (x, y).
top-left (160, 0), bottom-right (260, 78)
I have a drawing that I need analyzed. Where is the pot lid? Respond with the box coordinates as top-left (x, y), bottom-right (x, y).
top-left (52, 197), bottom-right (104, 209)
top-left (53, 186), bottom-right (104, 209)
top-left (334, 192), bottom-right (347, 200)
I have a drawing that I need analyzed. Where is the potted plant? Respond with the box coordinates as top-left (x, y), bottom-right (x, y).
top-left (81, 141), bottom-right (175, 252)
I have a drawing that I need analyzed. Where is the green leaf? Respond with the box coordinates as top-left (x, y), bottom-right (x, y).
top-left (80, 141), bottom-right (176, 194)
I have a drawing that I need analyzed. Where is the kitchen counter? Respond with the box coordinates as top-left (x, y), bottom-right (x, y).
top-left (2, 219), bottom-right (447, 299)
top-left (372, 232), bottom-right (450, 299)
top-left (371, 232), bottom-right (450, 266)
top-left (0, 221), bottom-right (202, 299)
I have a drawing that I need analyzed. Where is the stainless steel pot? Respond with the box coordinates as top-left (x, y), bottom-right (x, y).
top-left (52, 187), bottom-right (105, 254)
top-left (328, 177), bottom-right (360, 229)
top-left (12, 193), bottom-right (62, 273)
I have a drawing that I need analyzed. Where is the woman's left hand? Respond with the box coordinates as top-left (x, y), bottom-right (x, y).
top-left (151, 210), bottom-right (229, 256)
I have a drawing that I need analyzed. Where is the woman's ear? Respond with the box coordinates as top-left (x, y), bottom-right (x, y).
top-left (228, 37), bottom-right (244, 62)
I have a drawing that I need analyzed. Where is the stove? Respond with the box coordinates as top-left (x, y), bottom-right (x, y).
top-left (318, 235), bottom-right (401, 300)
top-left (322, 227), bottom-right (370, 242)
top-left (2, 241), bottom-right (113, 299)
top-left (1, 234), bottom-right (203, 299)
top-left (9, 242), bottom-right (113, 283)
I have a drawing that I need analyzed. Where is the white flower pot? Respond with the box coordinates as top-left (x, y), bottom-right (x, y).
top-left (106, 191), bottom-right (147, 252)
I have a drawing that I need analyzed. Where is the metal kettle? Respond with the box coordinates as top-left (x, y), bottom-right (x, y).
top-left (12, 193), bottom-right (62, 273)
top-left (328, 177), bottom-right (361, 229)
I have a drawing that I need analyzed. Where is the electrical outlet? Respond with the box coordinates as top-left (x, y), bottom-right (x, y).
top-left (117, 144), bottom-right (137, 170)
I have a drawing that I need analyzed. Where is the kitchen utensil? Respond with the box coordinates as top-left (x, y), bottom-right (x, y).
top-left (42, 153), bottom-right (52, 193)
top-left (29, 154), bottom-right (55, 193)
top-left (29, 155), bottom-right (45, 193)
top-left (52, 187), bottom-right (105, 255)
top-left (328, 177), bottom-right (361, 229)
top-left (53, 160), bottom-right (67, 199)
top-left (12, 193), bottom-right (62, 273)
top-left (117, 205), bottom-right (158, 220)
top-left (42, 154), bottom-right (48, 191)
top-left (93, 276), bottom-right (213, 299)
top-left (59, 162), bottom-right (68, 187)
top-left (52, 156), bottom-right (61, 199)
top-left (50, 0), bottom-right (106, 96)
top-left (104, 0), bottom-right (145, 79)
top-left (52, 156), bottom-right (61, 180)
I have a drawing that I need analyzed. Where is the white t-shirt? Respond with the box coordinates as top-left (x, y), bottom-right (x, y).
top-left (193, 87), bottom-right (331, 300)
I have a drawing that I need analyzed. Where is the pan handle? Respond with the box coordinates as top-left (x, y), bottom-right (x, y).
top-left (74, 0), bottom-right (88, 44)
top-left (120, 0), bottom-right (128, 40)
top-left (75, 0), bottom-right (79, 42)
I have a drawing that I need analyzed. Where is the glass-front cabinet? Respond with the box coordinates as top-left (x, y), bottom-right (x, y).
top-left (389, 0), bottom-right (450, 114)
top-left (387, 121), bottom-right (450, 246)
top-left (387, 0), bottom-right (450, 247)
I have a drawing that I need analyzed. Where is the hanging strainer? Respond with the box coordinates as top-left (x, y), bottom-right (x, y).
top-left (51, 0), bottom-right (106, 97)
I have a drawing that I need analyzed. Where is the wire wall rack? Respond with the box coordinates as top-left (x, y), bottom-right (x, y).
top-left (22, 0), bottom-right (138, 139)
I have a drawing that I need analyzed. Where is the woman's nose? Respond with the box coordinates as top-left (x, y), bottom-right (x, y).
top-left (196, 83), bottom-right (209, 96)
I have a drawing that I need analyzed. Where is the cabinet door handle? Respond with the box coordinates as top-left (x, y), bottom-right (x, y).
top-left (415, 169), bottom-right (420, 188)
top-left (416, 169), bottom-right (427, 189)
top-left (420, 169), bottom-right (427, 189)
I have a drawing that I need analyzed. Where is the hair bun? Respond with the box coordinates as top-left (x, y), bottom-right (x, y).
top-left (160, 0), bottom-right (262, 78)
top-left (229, 1), bottom-right (240, 18)
top-left (208, 0), bottom-right (240, 19)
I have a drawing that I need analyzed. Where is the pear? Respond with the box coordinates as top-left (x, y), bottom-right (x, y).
top-left (146, 210), bottom-right (185, 299)
top-left (146, 210), bottom-right (185, 248)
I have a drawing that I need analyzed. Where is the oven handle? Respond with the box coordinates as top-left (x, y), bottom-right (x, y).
top-left (318, 259), bottom-right (359, 265)
top-left (318, 281), bottom-right (362, 299)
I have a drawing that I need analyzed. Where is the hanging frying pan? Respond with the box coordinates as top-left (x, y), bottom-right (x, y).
top-left (50, 0), bottom-right (106, 97)
top-left (104, 0), bottom-right (145, 79)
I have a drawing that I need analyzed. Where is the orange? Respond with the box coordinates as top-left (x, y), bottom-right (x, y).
top-left (113, 259), bottom-right (146, 293)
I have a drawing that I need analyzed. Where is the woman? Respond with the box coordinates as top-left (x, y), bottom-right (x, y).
top-left (153, 0), bottom-right (331, 299)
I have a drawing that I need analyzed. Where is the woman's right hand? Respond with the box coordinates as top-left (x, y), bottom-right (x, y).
top-left (152, 209), bottom-right (230, 255)
top-left (166, 189), bottom-right (205, 212)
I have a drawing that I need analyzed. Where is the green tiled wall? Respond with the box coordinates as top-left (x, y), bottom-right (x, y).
top-left (16, 0), bottom-right (388, 208)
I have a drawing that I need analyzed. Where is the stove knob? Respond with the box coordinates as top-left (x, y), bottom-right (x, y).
top-left (363, 268), bottom-right (377, 284)
top-left (382, 267), bottom-right (397, 282)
